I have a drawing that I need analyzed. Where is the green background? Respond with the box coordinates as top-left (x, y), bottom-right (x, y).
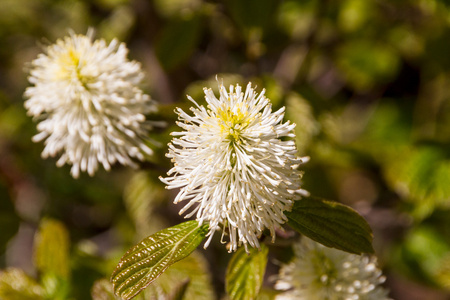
top-left (1, 0), bottom-right (450, 299)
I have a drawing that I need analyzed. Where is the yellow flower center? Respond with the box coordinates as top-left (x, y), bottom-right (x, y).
top-left (55, 47), bottom-right (91, 88)
top-left (217, 102), bottom-right (250, 144)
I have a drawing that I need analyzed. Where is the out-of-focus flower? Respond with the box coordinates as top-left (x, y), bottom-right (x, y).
top-left (24, 29), bottom-right (158, 178)
top-left (160, 80), bottom-right (307, 252)
top-left (275, 237), bottom-right (390, 300)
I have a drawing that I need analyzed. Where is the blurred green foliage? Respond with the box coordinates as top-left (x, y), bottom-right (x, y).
top-left (225, 244), bottom-right (268, 300)
top-left (0, 0), bottom-right (450, 299)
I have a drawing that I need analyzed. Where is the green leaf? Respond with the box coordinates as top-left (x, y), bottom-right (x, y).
top-left (0, 268), bottom-right (44, 300)
top-left (286, 197), bottom-right (374, 254)
top-left (256, 287), bottom-right (280, 300)
top-left (111, 221), bottom-right (209, 300)
top-left (144, 251), bottom-right (215, 300)
top-left (167, 278), bottom-right (190, 300)
top-left (34, 218), bottom-right (70, 280)
top-left (225, 244), bottom-right (268, 300)
top-left (383, 146), bottom-right (450, 219)
top-left (40, 273), bottom-right (70, 300)
top-left (91, 279), bottom-right (121, 300)
top-left (392, 226), bottom-right (450, 285)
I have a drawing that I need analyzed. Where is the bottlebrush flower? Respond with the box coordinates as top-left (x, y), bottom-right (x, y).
top-left (24, 29), bottom-right (158, 178)
top-left (275, 237), bottom-right (390, 300)
top-left (160, 80), bottom-right (307, 252)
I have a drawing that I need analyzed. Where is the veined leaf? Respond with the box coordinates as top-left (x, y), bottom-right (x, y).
top-left (111, 221), bottom-right (209, 300)
top-left (286, 197), bottom-right (374, 254)
top-left (225, 244), bottom-right (268, 300)
top-left (145, 251), bottom-right (214, 300)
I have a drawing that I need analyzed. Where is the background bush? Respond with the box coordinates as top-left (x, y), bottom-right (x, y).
top-left (1, 0), bottom-right (450, 299)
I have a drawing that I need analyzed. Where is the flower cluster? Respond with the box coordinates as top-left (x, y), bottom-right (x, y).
top-left (275, 237), bottom-right (390, 300)
top-left (24, 30), bottom-right (157, 178)
top-left (160, 81), bottom-right (307, 252)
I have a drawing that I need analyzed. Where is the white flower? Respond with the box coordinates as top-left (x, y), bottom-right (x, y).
top-left (24, 29), bottom-right (158, 178)
top-left (160, 81), bottom-right (307, 252)
top-left (275, 237), bottom-right (390, 300)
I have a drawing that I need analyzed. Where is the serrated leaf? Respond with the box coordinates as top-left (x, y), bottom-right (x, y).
top-left (34, 218), bottom-right (70, 279)
top-left (225, 244), bottom-right (268, 300)
top-left (286, 197), bottom-right (374, 254)
top-left (0, 268), bottom-right (44, 300)
top-left (111, 221), bottom-right (209, 300)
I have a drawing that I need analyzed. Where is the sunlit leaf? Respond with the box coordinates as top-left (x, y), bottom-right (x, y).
top-left (111, 221), bottom-right (209, 300)
top-left (225, 244), bottom-right (268, 300)
top-left (0, 268), bottom-right (44, 300)
top-left (34, 218), bottom-right (70, 279)
top-left (286, 197), bottom-right (374, 254)
top-left (144, 251), bottom-right (214, 300)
